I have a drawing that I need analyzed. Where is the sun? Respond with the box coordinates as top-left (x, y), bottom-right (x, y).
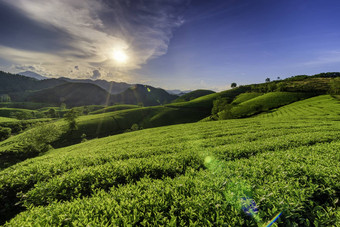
top-left (112, 49), bottom-right (128, 63)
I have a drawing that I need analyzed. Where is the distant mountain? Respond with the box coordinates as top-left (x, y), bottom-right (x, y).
top-left (112, 84), bottom-right (178, 106)
top-left (166, 89), bottom-right (192, 95)
top-left (172, 89), bottom-right (216, 103)
top-left (0, 71), bottom-right (178, 107)
top-left (0, 71), bottom-right (65, 94)
top-left (59, 77), bottom-right (132, 94)
top-left (18, 71), bottom-right (48, 80)
top-left (12, 83), bottom-right (110, 107)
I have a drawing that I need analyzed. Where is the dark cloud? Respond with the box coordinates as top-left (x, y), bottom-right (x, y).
top-left (91, 70), bottom-right (101, 79)
top-left (0, 1), bottom-right (74, 52)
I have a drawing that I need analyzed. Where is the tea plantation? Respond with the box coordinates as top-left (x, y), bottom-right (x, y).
top-left (0, 95), bottom-right (339, 226)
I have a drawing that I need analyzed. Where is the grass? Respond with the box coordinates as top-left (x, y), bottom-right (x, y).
top-left (0, 108), bottom-right (39, 118)
top-left (0, 117), bottom-right (17, 123)
top-left (0, 95), bottom-right (339, 226)
top-left (256, 95), bottom-right (340, 120)
top-left (231, 92), bottom-right (263, 105)
top-left (89, 104), bottom-right (139, 114)
top-left (229, 92), bottom-right (314, 118)
top-left (0, 102), bottom-right (54, 110)
top-left (172, 89), bottom-right (215, 103)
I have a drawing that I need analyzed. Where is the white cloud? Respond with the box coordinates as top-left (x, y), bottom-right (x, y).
top-left (0, 0), bottom-right (188, 80)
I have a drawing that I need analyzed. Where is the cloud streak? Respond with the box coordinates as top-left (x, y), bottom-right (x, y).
top-left (0, 0), bottom-right (189, 81)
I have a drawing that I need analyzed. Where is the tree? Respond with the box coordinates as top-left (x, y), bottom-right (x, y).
top-left (131, 123), bottom-right (139, 131)
top-left (231, 82), bottom-right (237, 88)
top-left (329, 77), bottom-right (340, 95)
top-left (64, 109), bottom-right (79, 131)
top-left (211, 97), bottom-right (231, 116)
top-left (60, 103), bottom-right (66, 110)
top-left (47, 108), bottom-right (57, 118)
top-left (265, 78), bottom-right (271, 83)
top-left (277, 76), bottom-right (281, 80)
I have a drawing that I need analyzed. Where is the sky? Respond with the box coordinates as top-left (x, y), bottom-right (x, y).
top-left (0, 0), bottom-right (340, 91)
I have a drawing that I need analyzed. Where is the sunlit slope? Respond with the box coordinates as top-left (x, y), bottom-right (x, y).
top-left (0, 108), bottom-right (39, 118)
top-left (0, 105), bottom-right (210, 165)
top-left (231, 92), bottom-right (263, 105)
top-left (89, 104), bottom-right (139, 114)
top-left (1, 95), bottom-right (340, 226)
top-left (0, 117), bottom-right (17, 123)
top-left (172, 89), bottom-right (215, 103)
top-left (257, 95), bottom-right (340, 119)
top-left (168, 85), bottom-right (250, 109)
top-left (228, 92), bottom-right (313, 118)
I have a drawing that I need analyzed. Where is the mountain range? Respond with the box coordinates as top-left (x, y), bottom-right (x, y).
top-left (0, 71), bottom-right (178, 107)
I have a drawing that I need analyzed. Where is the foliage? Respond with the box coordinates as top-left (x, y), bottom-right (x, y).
top-left (172, 90), bottom-right (215, 103)
top-left (89, 104), bottom-right (138, 114)
top-left (20, 123), bottom-right (62, 154)
top-left (130, 123), bottom-right (139, 131)
top-left (0, 127), bottom-right (11, 141)
top-left (0, 94), bottom-right (11, 102)
top-left (231, 82), bottom-right (237, 88)
top-left (64, 109), bottom-right (80, 131)
top-left (47, 108), bottom-right (58, 118)
top-left (211, 97), bottom-right (231, 116)
top-left (329, 77), bottom-right (340, 95)
top-left (0, 96), bottom-right (340, 225)
top-left (229, 92), bottom-right (314, 118)
top-left (231, 92), bottom-right (262, 105)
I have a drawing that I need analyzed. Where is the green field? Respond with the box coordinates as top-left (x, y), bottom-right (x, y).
top-left (0, 108), bottom-right (39, 118)
top-left (0, 95), bottom-right (339, 226)
top-left (89, 104), bottom-right (139, 114)
top-left (0, 117), bottom-right (17, 123)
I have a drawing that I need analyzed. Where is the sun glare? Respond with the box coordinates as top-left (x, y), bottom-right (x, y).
top-left (112, 49), bottom-right (128, 63)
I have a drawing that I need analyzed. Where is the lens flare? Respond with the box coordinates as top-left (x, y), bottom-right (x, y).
top-left (264, 212), bottom-right (282, 227)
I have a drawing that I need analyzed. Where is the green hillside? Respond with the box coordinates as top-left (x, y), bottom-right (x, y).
top-left (172, 89), bottom-right (215, 103)
top-left (89, 104), bottom-right (139, 114)
top-left (0, 95), bottom-right (339, 226)
top-left (231, 92), bottom-right (263, 105)
top-left (11, 83), bottom-right (111, 107)
top-left (111, 84), bottom-right (178, 106)
top-left (257, 95), bottom-right (340, 119)
top-left (0, 116), bottom-right (17, 123)
top-left (228, 92), bottom-right (314, 118)
top-left (0, 102), bottom-right (54, 110)
top-left (0, 108), bottom-right (39, 119)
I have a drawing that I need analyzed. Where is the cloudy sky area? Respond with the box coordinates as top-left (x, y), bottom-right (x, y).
top-left (0, 0), bottom-right (340, 90)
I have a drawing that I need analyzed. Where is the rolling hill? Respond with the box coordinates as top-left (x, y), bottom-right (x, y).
top-left (111, 84), bottom-right (178, 106)
top-left (59, 77), bottom-right (132, 95)
top-left (12, 83), bottom-right (111, 107)
top-left (172, 89), bottom-right (215, 103)
top-left (0, 95), bottom-right (339, 226)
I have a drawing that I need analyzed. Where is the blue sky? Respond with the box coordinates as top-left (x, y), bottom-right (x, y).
top-left (0, 0), bottom-right (340, 90)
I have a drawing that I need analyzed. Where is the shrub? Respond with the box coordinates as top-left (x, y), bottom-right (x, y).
top-left (21, 123), bottom-right (63, 154)
top-left (0, 127), bottom-right (11, 141)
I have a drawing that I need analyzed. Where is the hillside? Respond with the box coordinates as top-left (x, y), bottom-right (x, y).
top-left (0, 71), bottom-right (66, 94)
top-left (59, 77), bottom-right (132, 95)
top-left (172, 89), bottom-right (215, 103)
top-left (111, 84), bottom-right (178, 106)
top-left (11, 83), bottom-right (111, 107)
top-left (18, 71), bottom-right (48, 80)
top-left (0, 95), bottom-right (339, 226)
